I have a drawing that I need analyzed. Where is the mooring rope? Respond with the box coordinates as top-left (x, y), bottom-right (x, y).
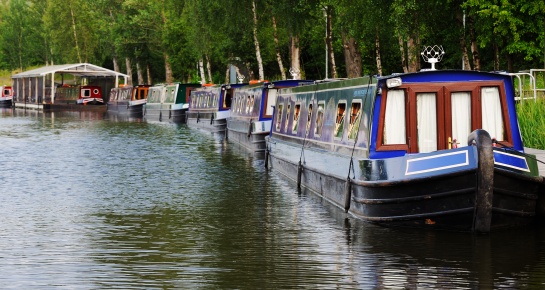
top-left (297, 82), bottom-right (319, 189)
top-left (344, 76), bottom-right (373, 212)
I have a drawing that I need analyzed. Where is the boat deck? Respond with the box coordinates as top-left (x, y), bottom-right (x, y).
top-left (525, 147), bottom-right (545, 176)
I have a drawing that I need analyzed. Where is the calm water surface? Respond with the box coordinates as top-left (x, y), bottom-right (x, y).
top-left (1, 108), bottom-right (545, 289)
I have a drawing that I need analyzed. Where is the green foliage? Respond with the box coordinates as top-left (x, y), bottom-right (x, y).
top-left (0, 0), bottom-right (543, 83)
top-left (517, 99), bottom-right (545, 149)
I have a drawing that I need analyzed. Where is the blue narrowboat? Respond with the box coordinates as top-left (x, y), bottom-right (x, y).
top-left (266, 68), bottom-right (544, 232)
top-left (187, 83), bottom-right (246, 133)
top-left (227, 80), bottom-right (314, 152)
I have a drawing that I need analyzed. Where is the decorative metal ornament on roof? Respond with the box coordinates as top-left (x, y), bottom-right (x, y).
top-left (421, 45), bottom-right (445, 70)
top-left (289, 68), bottom-right (300, 80)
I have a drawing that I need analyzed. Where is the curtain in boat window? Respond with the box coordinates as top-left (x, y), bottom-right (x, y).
top-left (451, 92), bottom-right (471, 146)
top-left (383, 90), bottom-right (406, 144)
top-left (417, 92), bottom-right (437, 153)
top-left (481, 87), bottom-right (504, 141)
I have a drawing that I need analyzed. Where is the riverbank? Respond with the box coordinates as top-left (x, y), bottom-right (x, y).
top-left (525, 147), bottom-right (545, 176)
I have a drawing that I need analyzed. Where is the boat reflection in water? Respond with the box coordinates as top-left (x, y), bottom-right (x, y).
top-left (266, 46), bottom-right (544, 233)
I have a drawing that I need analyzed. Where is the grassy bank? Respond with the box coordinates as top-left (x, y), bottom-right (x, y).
top-left (517, 99), bottom-right (545, 149)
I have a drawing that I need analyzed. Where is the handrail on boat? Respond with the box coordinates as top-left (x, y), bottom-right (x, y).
top-left (509, 72), bottom-right (536, 102)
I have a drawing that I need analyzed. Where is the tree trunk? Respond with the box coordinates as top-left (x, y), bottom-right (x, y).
top-left (252, 1), bottom-right (264, 81)
top-left (146, 64), bottom-right (152, 85)
top-left (289, 35), bottom-right (301, 80)
top-left (272, 15), bottom-right (286, 80)
top-left (494, 43), bottom-right (500, 71)
top-left (325, 6), bottom-right (337, 78)
top-left (206, 54), bottom-right (212, 84)
top-left (164, 53), bottom-right (173, 83)
top-left (69, 1), bottom-right (82, 63)
top-left (398, 35), bottom-right (408, 73)
top-left (375, 30), bottom-right (382, 76)
top-left (341, 31), bottom-right (362, 78)
top-left (456, 9), bottom-right (471, 70)
top-left (113, 56), bottom-right (120, 72)
top-left (125, 57), bottom-right (133, 86)
top-left (137, 62), bottom-right (144, 85)
top-left (407, 36), bottom-right (419, 72)
top-left (199, 58), bottom-right (206, 84)
top-left (468, 15), bottom-right (481, 71)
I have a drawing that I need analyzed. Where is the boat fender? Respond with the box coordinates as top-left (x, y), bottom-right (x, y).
top-left (143, 105), bottom-right (146, 116)
top-left (297, 161), bottom-right (303, 189)
top-left (248, 119), bottom-right (253, 137)
top-left (468, 129), bottom-right (494, 233)
top-left (159, 111), bottom-right (163, 122)
top-left (210, 113), bottom-right (214, 125)
top-left (344, 177), bottom-right (352, 213)
top-left (197, 112), bottom-right (200, 123)
top-left (169, 111), bottom-right (172, 119)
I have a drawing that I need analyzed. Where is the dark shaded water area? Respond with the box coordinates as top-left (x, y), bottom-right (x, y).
top-left (1, 108), bottom-right (545, 289)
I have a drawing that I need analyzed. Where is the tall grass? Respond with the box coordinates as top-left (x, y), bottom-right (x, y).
top-left (516, 99), bottom-right (545, 149)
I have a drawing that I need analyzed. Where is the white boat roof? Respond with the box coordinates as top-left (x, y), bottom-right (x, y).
top-left (11, 63), bottom-right (129, 79)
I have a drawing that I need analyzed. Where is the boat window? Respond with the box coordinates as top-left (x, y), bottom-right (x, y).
top-left (383, 90), bottom-right (406, 145)
top-left (451, 92), bottom-right (471, 147)
top-left (246, 95), bottom-right (251, 114)
top-left (417, 92), bottom-right (437, 153)
top-left (285, 104), bottom-right (291, 132)
top-left (3, 89), bottom-right (9, 95)
top-left (314, 102), bottom-right (325, 137)
top-left (292, 104), bottom-right (301, 133)
top-left (276, 103), bottom-right (284, 131)
top-left (306, 103), bottom-right (313, 136)
top-left (265, 90), bottom-right (277, 117)
top-left (249, 95), bottom-right (255, 114)
top-left (224, 91), bottom-right (232, 108)
top-left (348, 101), bottom-right (362, 140)
top-left (82, 89), bottom-right (91, 97)
top-left (334, 102), bottom-right (347, 139)
top-left (481, 87), bottom-right (505, 141)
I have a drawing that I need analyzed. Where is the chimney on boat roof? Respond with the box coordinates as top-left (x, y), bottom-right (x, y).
top-left (421, 45), bottom-right (445, 71)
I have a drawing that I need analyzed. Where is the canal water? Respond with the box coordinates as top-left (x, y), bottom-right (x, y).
top-left (1, 108), bottom-right (545, 289)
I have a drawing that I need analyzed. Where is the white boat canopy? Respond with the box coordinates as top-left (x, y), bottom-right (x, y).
top-left (11, 63), bottom-right (129, 104)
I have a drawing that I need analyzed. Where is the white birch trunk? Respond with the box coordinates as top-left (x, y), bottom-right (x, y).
top-left (272, 15), bottom-right (286, 80)
top-left (206, 54), bottom-right (212, 83)
top-left (252, 1), bottom-right (264, 81)
top-left (199, 58), bottom-right (206, 84)
top-left (290, 35), bottom-right (301, 80)
top-left (125, 57), bottom-right (133, 86)
top-left (69, 1), bottom-right (82, 63)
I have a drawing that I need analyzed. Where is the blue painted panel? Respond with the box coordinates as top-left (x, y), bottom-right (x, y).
top-left (493, 151), bottom-right (530, 172)
top-left (405, 150), bottom-right (470, 175)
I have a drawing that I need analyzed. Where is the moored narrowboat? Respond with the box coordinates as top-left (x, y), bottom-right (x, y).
top-left (144, 83), bottom-right (201, 123)
top-left (227, 80), bottom-right (314, 152)
top-left (144, 84), bottom-right (166, 121)
top-left (108, 85), bottom-right (149, 117)
top-left (0, 86), bottom-right (14, 108)
top-left (77, 85), bottom-right (104, 105)
top-left (266, 60), bottom-right (544, 232)
top-left (186, 83), bottom-right (245, 133)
